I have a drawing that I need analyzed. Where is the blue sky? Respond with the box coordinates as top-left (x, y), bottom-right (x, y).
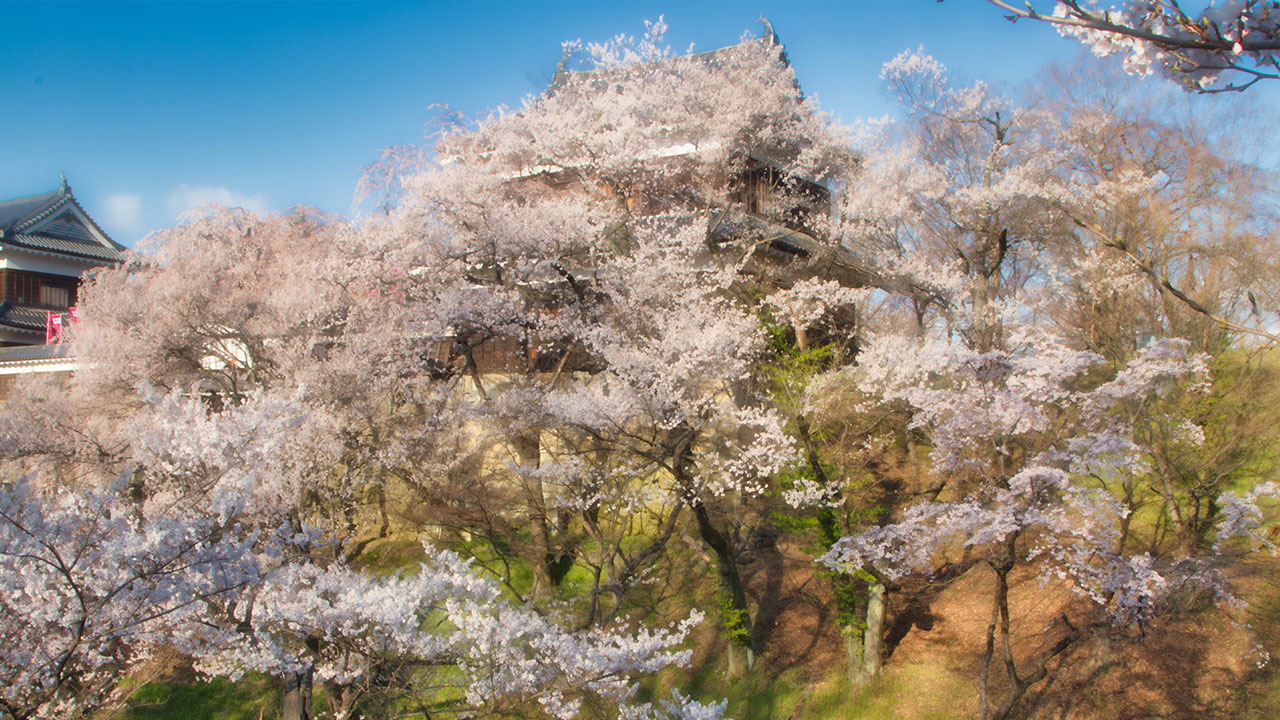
top-left (1, 1), bottom-right (1268, 246)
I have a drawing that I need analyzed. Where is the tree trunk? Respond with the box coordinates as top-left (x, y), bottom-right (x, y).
top-left (1117, 477), bottom-right (1136, 554)
top-left (693, 500), bottom-right (757, 675)
top-left (671, 426), bottom-right (756, 676)
top-left (322, 680), bottom-right (360, 720)
top-left (801, 431), bottom-right (887, 689)
top-left (281, 665), bottom-right (314, 720)
top-left (844, 623), bottom-right (866, 687)
top-left (862, 579), bottom-right (887, 680)
top-left (375, 470), bottom-right (391, 539)
top-left (516, 430), bottom-right (555, 601)
top-left (726, 639), bottom-right (756, 678)
top-left (978, 567), bottom-right (1001, 720)
top-left (993, 563), bottom-right (1019, 720)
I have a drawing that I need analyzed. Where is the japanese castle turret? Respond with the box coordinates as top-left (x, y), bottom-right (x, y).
top-left (0, 179), bottom-right (125, 347)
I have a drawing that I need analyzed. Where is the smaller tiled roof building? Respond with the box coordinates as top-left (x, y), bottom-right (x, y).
top-left (0, 179), bottom-right (126, 346)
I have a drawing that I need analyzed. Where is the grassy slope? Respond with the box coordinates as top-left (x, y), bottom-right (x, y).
top-left (112, 672), bottom-right (279, 720)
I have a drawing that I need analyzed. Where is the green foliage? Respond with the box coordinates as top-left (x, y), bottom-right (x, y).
top-left (761, 343), bottom-right (835, 419)
top-left (759, 310), bottom-right (793, 357)
top-left (717, 587), bottom-right (752, 646)
top-left (758, 315), bottom-right (883, 635)
top-left (1116, 347), bottom-right (1280, 553)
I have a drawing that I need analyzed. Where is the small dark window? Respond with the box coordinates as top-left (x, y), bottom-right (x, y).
top-left (40, 285), bottom-right (70, 307)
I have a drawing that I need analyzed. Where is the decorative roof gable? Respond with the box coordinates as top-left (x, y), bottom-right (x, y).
top-left (0, 179), bottom-right (127, 264)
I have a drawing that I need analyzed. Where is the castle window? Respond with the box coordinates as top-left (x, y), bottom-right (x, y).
top-left (39, 285), bottom-right (70, 308)
top-left (729, 157), bottom-right (830, 235)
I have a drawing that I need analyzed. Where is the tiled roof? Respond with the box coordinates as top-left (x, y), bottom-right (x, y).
top-left (8, 232), bottom-right (127, 262)
top-left (706, 208), bottom-right (884, 290)
top-left (0, 303), bottom-right (61, 333)
top-left (0, 342), bottom-right (71, 363)
top-left (0, 180), bottom-right (126, 263)
top-left (0, 189), bottom-right (62, 230)
top-left (38, 214), bottom-right (95, 242)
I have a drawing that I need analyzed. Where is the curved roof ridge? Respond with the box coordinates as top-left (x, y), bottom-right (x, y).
top-left (0, 184), bottom-right (68, 235)
top-left (0, 180), bottom-right (125, 260)
top-left (57, 183), bottom-right (126, 252)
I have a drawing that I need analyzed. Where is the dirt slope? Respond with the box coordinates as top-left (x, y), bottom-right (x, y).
top-left (735, 542), bottom-right (1278, 720)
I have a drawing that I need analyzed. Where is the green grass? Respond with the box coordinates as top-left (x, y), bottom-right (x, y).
top-left (1225, 559), bottom-right (1280, 718)
top-left (676, 659), bottom-right (811, 720)
top-left (722, 670), bottom-right (809, 720)
top-left (674, 656), bottom-right (972, 720)
top-left (113, 674), bottom-right (280, 720)
top-left (841, 663), bottom-right (973, 720)
top-left (349, 535), bottom-right (429, 576)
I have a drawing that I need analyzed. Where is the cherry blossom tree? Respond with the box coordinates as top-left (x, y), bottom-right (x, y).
top-left (1026, 60), bottom-right (1280, 350)
top-left (779, 48), bottom-right (1070, 688)
top-left (983, 1), bottom-right (1280, 92)
top-left (771, 45), bottom-right (1280, 710)
top-left (371, 18), bottom-right (861, 675)
top-left (183, 542), bottom-right (717, 720)
top-left (0, 195), bottom-right (725, 719)
top-left (0, 380), bottom-right (316, 720)
top-left (10, 15), bottom-right (1277, 717)
top-left (814, 318), bottom-right (1270, 718)
top-left (63, 206), bottom-right (479, 558)
top-left (843, 47), bottom-right (1071, 348)
top-left (0, 468), bottom-right (718, 720)
top-left (1019, 62), bottom-right (1280, 559)
top-left (0, 478), bottom-right (260, 720)
top-left (2, 21), bottom-right (837, 702)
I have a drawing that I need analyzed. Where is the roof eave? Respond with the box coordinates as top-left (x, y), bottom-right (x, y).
top-left (0, 241), bottom-right (124, 266)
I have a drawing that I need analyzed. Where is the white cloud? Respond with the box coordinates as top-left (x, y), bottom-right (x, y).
top-left (102, 193), bottom-right (143, 233)
top-left (167, 184), bottom-right (269, 220)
